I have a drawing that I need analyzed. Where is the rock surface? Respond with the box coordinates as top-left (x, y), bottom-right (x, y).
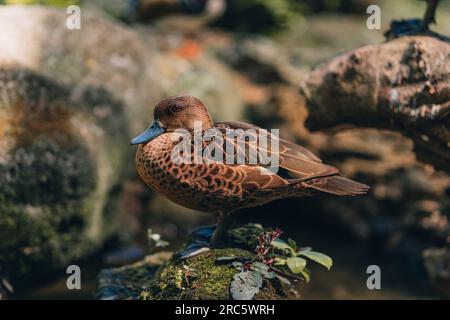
top-left (423, 247), bottom-right (450, 299)
top-left (0, 65), bottom-right (128, 290)
top-left (301, 35), bottom-right (450, 173)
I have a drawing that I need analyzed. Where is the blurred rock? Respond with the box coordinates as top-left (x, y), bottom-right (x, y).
top-left (299, 0), bottom-right (374, 14)
top-left (0, 5), bottom-right (244, 135)
top-left (423, 247), bottom-right (450, 299)
top-left (301, 36), bottom-right (450, 173)
top-left (135, 0), bottom-right (225, 30)
top-left (219, 36), bottom-right (303, 86)
top-left (96, 251), bottom-right (173, 300)
top-left (0, 65), bottom-right (129, 291)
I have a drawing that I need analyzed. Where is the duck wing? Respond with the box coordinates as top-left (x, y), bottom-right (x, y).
top-left (213, 121), bottom-right (369, 195)
top-left (214, 121), bottom-right (338, 182)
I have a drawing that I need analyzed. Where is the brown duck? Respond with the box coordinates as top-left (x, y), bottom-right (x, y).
top-left (131, 96), bottom-right (369, 246)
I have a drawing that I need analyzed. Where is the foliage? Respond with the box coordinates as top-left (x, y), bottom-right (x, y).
top-left (174, 265), bottom-right (196, 290)
top-left (230, 270), bottom-right (263, 300)
top-left (217, 228), bottom-right (332, 300)
top-left (272, 237), bottom-right (332, 283)
top-left (147, 229), bottom-right (169, 253)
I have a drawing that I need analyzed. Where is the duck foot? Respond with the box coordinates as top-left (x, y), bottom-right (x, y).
top-left (177, 213), bottom-right (233, 259)
top-left (384, 19), bottom-right (449, 42)
top-left (177, 242), bottom-right (211, 260)
top-left (384, 19), bottom-right (426, 39)
top-left (176, 225), bottom-right (217, 259)
top-left (384, 0), bottom-right (442, 40)
top-left (190, 224), bottom-right (217, 240)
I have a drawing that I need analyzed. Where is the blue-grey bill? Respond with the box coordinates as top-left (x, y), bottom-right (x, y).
top-left (130, 121), bottom-right (166, 145)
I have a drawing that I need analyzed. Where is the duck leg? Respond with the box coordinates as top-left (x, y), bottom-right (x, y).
top-left (210, 211), bottom-right (232, 247)
top-left (178, 212), bottom-right (231, 259)
top-left (422, 0), bottom-right (439, 31)
top-left (384, 0), bottom-right (441, 39)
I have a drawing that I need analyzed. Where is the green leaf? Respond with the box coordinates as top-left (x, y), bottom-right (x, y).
top-left (286, 257), bottom-right (307, 274)
top-left (230, 270), bottom-right (263, 300)
top-left (251, 262), bottom-right (275, 279)
top-left (275, 274), bottom-right (291, 286)
top-left (299, 267), bottom-right (311, 283)
top-left (272, 239), bottom-right (295, 253)
top-left (251, 261), bottom-right (269, 273)
top-left (299, 251), bottom-right (333, 270)
top-left (148, 228), bottom-right (169, 252)
top-left (274, 257), bottom-right (286, 265)
top-left (287, 238), bottom-right (297, 250)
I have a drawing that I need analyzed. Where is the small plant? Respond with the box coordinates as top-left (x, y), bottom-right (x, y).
top-left (147, 228), bottom-right (169, 253)
top-left (174, 265), bottom-right (196, 290)
top-left (217, 228), bottom-right (332, 300)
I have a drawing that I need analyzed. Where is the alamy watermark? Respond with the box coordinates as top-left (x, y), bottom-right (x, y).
top-left (66, 5), bottom-right (81, 30)
top-left (366, 265), bottom-right (381, 290)
top-left (366, 5), bottom-right (381, 30)
top-left (66, 265), bottom-right (81, 290)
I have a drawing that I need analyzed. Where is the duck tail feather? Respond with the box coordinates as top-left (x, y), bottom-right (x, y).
top-left (310, 175), bottom-right (370, 196)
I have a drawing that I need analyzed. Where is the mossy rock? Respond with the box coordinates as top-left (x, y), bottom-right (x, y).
top-left (144, 248), bottom-right (287, 300)
top-left (0, 67), bottom-right (128, 291)
top-left (96, 224), bottom-right (290, 300)
top-left (96, 252), bottom-right (174, 300)
top-left (96, 249), bottom-right (288, 300)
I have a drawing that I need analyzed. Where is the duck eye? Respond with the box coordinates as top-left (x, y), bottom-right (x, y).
top-left (169, 104), bottom-right (184, 114)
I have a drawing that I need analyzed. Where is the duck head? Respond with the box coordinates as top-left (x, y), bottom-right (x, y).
top-left (131, 95), bottom-right (213, 145)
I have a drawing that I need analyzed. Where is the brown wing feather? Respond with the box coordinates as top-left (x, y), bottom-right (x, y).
top-left (216, 121), bottom-right (322, 162)
top-left (214, 121), bottom-right (369, 196)
top-left (239, 165), bottom-right (288, 192)
top-left (306, 175), bottom-right (370, 196)
top-left (215, 121), bottom-right (338, 182)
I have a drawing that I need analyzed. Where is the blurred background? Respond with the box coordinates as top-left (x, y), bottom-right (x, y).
top-left (0, 0), bottom-right (449, 299)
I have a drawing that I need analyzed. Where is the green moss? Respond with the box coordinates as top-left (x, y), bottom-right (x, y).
top-left (0, 68), bottom-right (128, 290)
top-left (0, 137), bottom-right (97, 288)
top-left (145, 249), bottom-right (248, 300)
top-left (0, 138), bottom-right (95, 205)
top-left (223, 223), bottom-right (265, 249)
top-left (96, 252), bottom-right (173, 300)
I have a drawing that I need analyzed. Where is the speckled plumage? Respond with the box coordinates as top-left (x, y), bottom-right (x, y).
top-left (133, 96), bottom-right (369, 217)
